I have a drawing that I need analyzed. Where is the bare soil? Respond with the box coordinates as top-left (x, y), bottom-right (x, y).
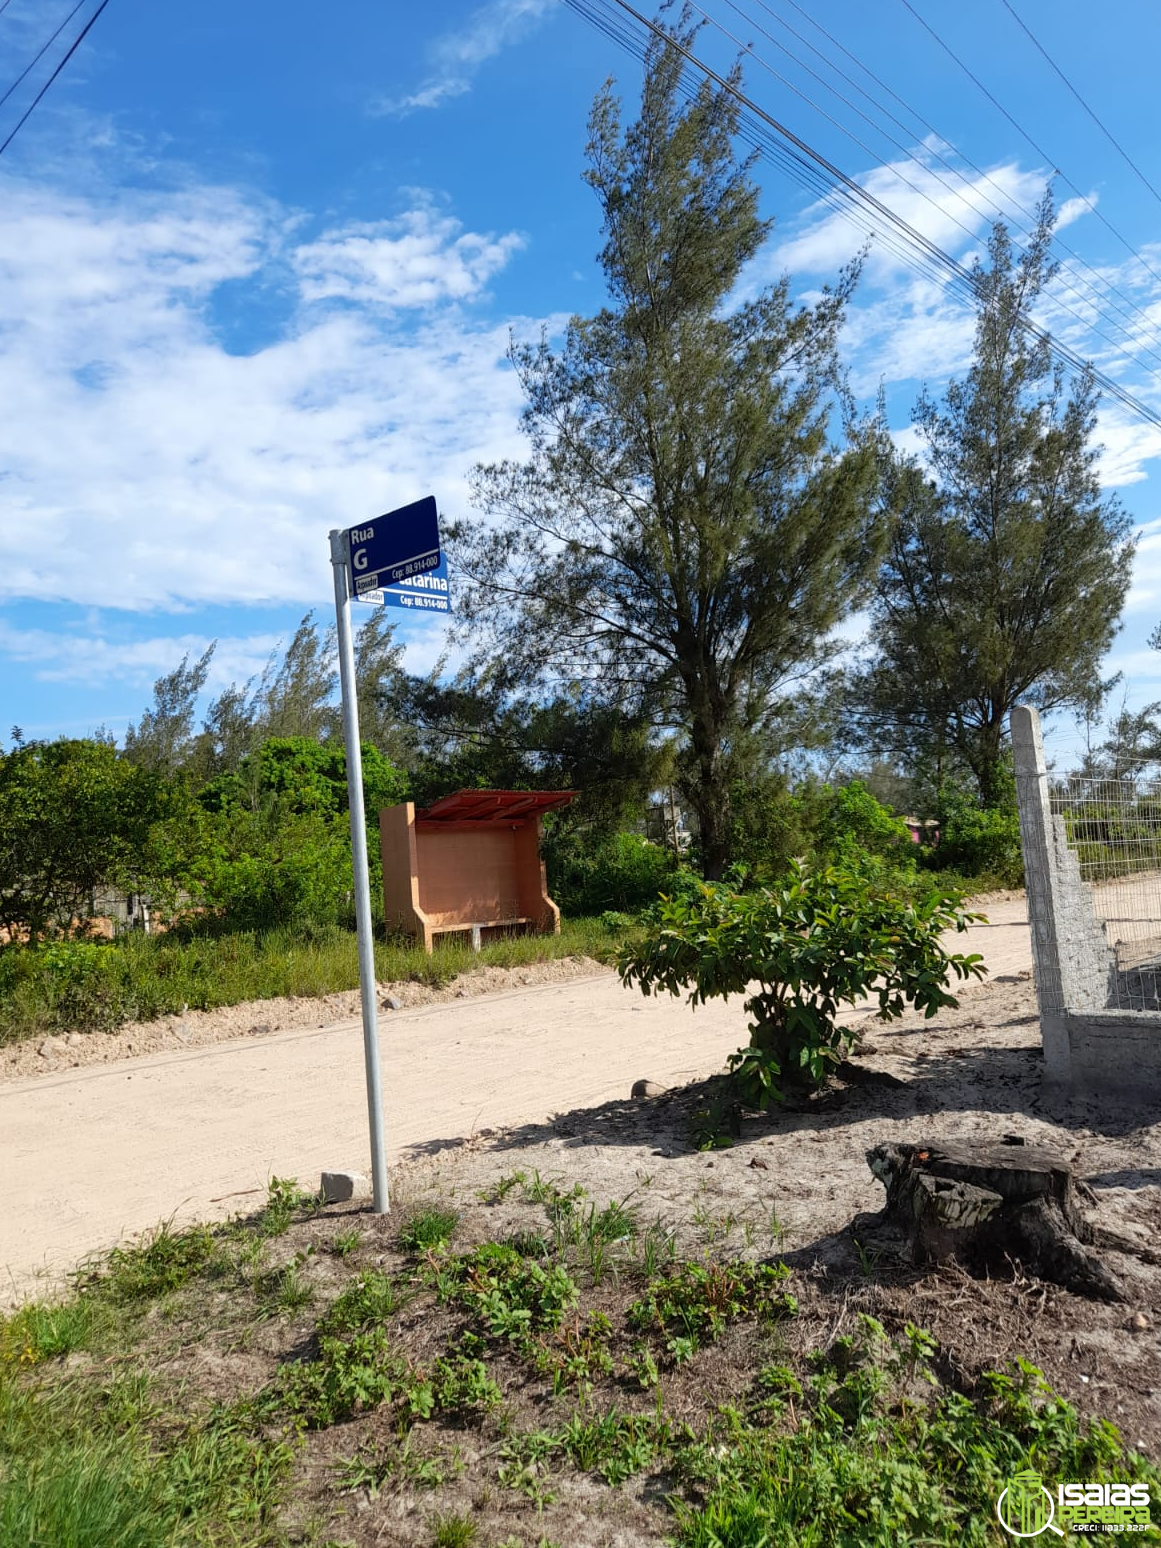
top-left (9, 892), bottom-right (1161, 1544)
top-left (123, 967), bottom-right (1161, 1548)
top-left (365, 966), bottom-right (1161, 1456)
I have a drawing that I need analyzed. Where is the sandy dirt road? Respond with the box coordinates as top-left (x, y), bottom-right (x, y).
top-left (0, 899), bottom-right (1032, 1305)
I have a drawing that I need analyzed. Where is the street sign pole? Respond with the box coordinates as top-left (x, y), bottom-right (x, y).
top-left (329, 527), bottom-right (389, 1214)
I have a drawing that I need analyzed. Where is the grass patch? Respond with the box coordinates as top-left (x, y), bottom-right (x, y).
top-left (0, 915), bottom-right (636, 1045)
top-left (398, 1207), bottom-right (460, 1254)
top-left (1, 1172), bottom-right (1156, 1548)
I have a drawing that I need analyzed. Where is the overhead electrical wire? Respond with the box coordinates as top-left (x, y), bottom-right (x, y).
top-left (561, 0), bottom-right (1161, 432)
top-left (737, 0), bottom-right (1161, 370)
top-left (0, 0), bottom-right (110, 159)
top-left (684, 0), bottom-right (1161, 378)
top-left (997, 0), bottom-right (1161, 216)
top-left (0, 0), bottom-right (88, 116)
top-left (570, 0), bottom-right (983, 296)
top-left (895, 0), bottom-right (1161, 298)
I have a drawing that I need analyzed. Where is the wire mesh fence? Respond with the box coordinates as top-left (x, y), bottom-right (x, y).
top-left (1048, 770), bottom-right (1161, 1012)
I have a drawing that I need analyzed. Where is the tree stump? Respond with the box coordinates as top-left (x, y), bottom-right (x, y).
top-left (863, 1140), bottom-right (1133, 1302)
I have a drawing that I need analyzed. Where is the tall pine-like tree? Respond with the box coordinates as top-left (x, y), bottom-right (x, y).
top-left (864, 199), bottom-right (1134, 806)
top-left (448, 18), bottom-right (879, 876)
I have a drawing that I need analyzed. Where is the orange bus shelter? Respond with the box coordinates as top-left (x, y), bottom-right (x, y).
top-left (379, 789), bottom-right (575, 953)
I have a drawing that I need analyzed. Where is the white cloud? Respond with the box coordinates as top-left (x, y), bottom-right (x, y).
top-left (0, 621), bottom-right (283, 690)
top-left (377, 0), bottom-right (553, 115)
top-left (769, 153), bottom-right (1048, 281)
top-left (1057, 192), bottom-right (1096, 231)
top-left (294, 207), bottom-right (524, 309)
top-left (1093, 412), bottom-right (1161, 489)
top-left (0, 174), bottom-right (534, 612)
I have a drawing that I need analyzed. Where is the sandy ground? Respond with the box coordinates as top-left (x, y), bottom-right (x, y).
top-left (1, 899), bottom-right (1037, 1305)
top-left (0, 953), bottom-right (610, 1081)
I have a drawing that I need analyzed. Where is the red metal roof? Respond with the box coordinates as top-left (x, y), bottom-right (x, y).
top-left (416, 789), bottom-right (576, 824)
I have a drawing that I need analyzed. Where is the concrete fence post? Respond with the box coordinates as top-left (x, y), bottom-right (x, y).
top-left (1010, 704), bottom-right (1072, 1082)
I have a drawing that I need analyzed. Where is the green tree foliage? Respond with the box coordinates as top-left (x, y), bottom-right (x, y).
top-left (353, 608), bottom-right (413, 769)
top-left (862, 198), bottom-right (1135, 806)
top-left (806, 779), bottom-right (916, 880)
top-left (448, 19), bottom-right (880, 877)
top-left (199, 736), bottom-right (407, 827)
top-left (0, 739), bottom-right (169, 940)
top-left (545, 829), bottom-right (678, 917)
top-left (123, 646), bottom-right (215, 774)
top-left (387, 668), bottom-right (669, 832)
top-left (929, 762), bottom-right (1024, 887)
top-left (254, 613), bottom-right (337, 742)
top-left (620, 866), bottom-right (984, 1101)
top-left (179, 737), bottom-right (408, 932)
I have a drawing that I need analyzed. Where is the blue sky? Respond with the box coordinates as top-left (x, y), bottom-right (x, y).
top-left (1, 0), bottom-right (1160, 768)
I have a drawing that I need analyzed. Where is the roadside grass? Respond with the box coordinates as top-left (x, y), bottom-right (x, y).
top-left (0, 914), bottom-right (636, 1045)
top-left (1, 1173), bottom-right (1156, 1548)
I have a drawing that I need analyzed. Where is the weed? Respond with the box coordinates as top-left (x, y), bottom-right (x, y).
top-left (265, 1259), bottom-right (315, 1316)
top-left (430, 1508), bottom-right (476, 1546)
top-left (851, 1234), bottom-right (883, 1278)
top-left (434, 1243), bottom-right (579, 1351)
top-left (637, 1222), bottom-right (678, 1278)
top-left (78, 1220), bottom-right (215, 1303)
top-left (331, 1227), bottom-right (363, 1258)
top-left (496, 1441), bottom-right (558, 1508)
top-left (624, 1341), bottom-right (660, 1390)
top-left (255, 1176), bottom-right (319, 1238)
top-left (272, 1325), bottom-right (403, 1427)
top-left (1, 1300), bottom-right (93, 1366)
top-left (627, 1259), bottom-right (795, 1361)
top-left (398, 1206), bottom-right (459, 1254)
top-left (429, 1351), bottom-right (502, 1415)
top-left (506, 1228), bottom-right (552, 1258)
top-left (320, 1268), bottom-right (402, 1335)
top-left (338, 1433), bottom-right (456, 1495)
top-left (540, 1310), bottom-right (615, 1396)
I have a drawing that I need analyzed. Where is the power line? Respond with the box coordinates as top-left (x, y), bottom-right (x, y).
top-left (563, 0), bottom-right (1161, 432)
top-left (685, 0), bottom-right (1161, 378)
top-left (0, 0), bottom-right (110, 160)
top-left (738, 0), bottom-right (1161, 372)
top-left (997, 0), bottom-right (1161, 216)
top-left (895, 0), bottom-right (1161, 298)
top-left (0, 0), bottom-right (88, 116)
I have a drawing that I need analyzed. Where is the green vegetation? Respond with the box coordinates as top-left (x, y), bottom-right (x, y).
top-left (0, 914), bottom-right (633, 1046)
top-left (449, 15), bottom-right (882, 882)
top-left (859, 198), bottom-right (1135, 809)
top-left (620, 863), bottom-right (984, 1104)
top-left (1, 1174), bottom-right (1154, 1548)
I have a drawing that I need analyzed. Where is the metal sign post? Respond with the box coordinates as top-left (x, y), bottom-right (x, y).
top-left (329, 526), bottom-right (390, 1213)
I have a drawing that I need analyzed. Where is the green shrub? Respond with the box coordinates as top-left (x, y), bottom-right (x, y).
top-left (619, 864), bottom-right (985, 1102)
top-left (0, 941), bottom-right (137, 1034)
top-left (811, 780), bottom-right (915, 864)
top-left (726, 775), bottom-right (804, 882)
top-left (931, 797), bottom-right (1023, 886)
top-left (546, 830), bottom-right (678, 917)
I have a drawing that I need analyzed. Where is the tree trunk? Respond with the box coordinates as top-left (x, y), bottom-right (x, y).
top-left (859, 1139), bottom-right (1160, 1301)
top-left (973, 720), bottom-right (1007, 807)
top-left (688, 781), bottom-right (730, 881)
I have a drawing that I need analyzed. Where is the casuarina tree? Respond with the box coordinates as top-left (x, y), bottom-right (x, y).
top-left (863, 197), bottom-right (1135, 807)
top-left (446, 15), bottom-right (880, 877)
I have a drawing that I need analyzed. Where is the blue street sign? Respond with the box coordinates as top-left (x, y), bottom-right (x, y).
top-left (346, 495), bottom-right (441, 594)
top-left (355, 556), bottom-right (451, 613)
